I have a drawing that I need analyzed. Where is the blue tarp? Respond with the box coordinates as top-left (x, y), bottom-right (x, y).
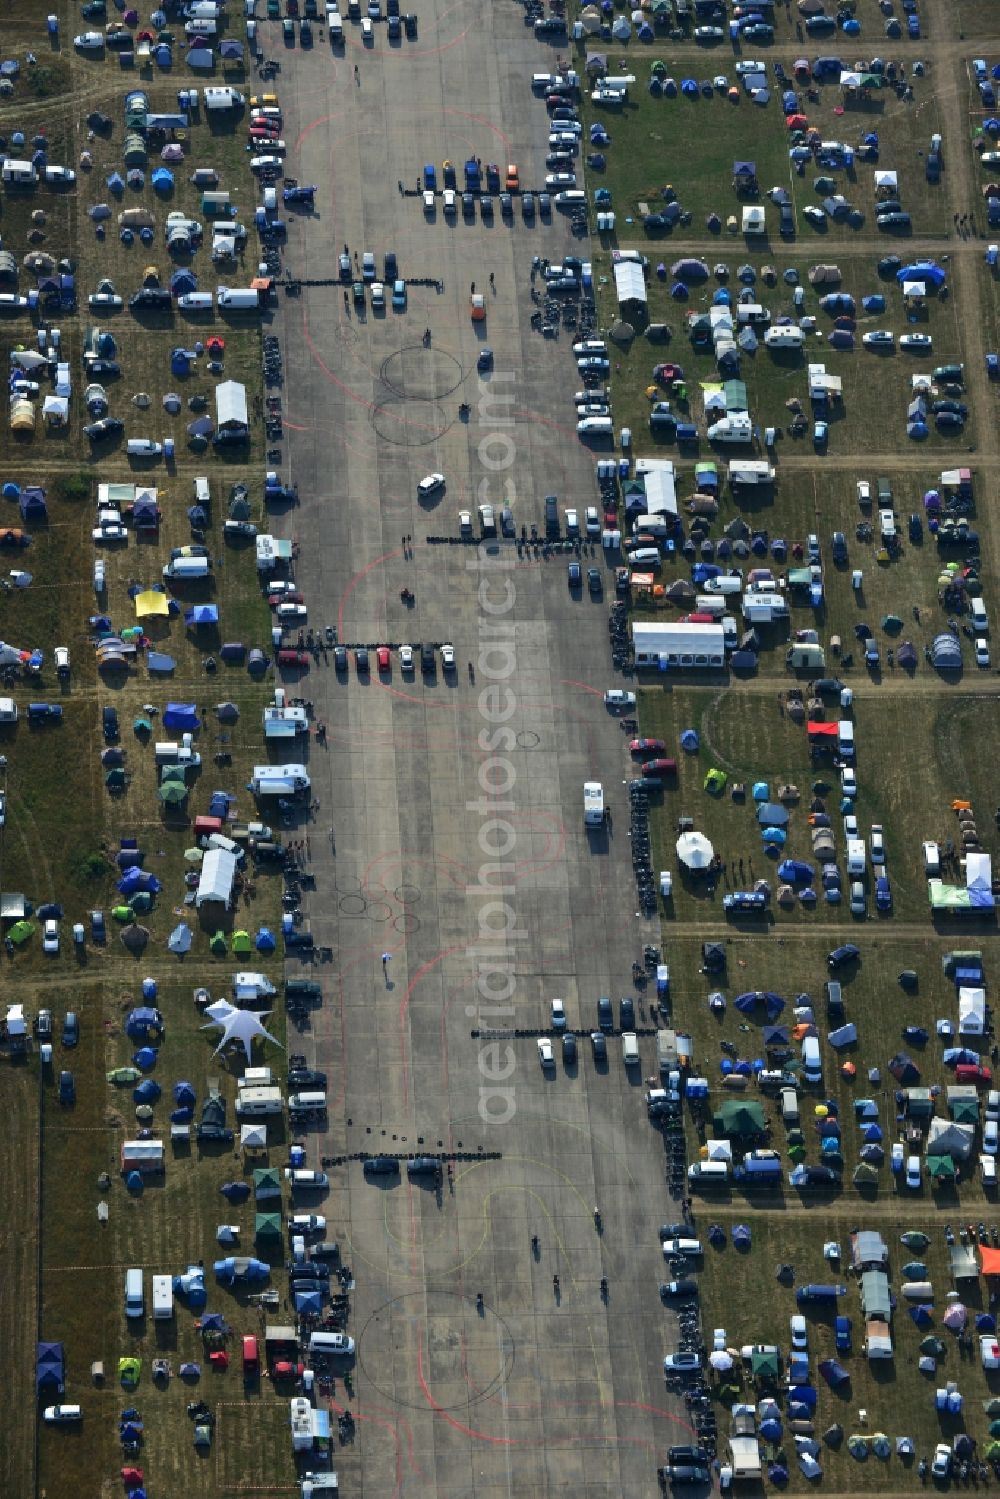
top-left (828, 1023), bottom-right (858, 1048)
top-left (788, 1384), bottom-right (817, 1409)
top-left (896, 261), bottom-right (946, 288)
top-left (147, 652), bottom-right (177, 673)
top-left (163, 702), bottom-right (200, 731)
top-left (184, 604), bottom-right (218, 626)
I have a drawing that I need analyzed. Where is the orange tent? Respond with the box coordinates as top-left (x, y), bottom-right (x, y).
top-left (980, 1246), bottom-right (1000, 1275)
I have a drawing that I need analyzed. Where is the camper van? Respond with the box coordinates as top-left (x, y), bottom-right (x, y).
top-left (152, 1274), bottom-right (174, 1320)
top-left (236, 1084), bottom-right (284, 1117)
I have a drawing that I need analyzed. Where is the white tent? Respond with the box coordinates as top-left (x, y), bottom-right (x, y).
top-left (240, 1122), bottom-right (267, 1149)
top-left (958, 986), bottom-right (986, 1036)
top-left (196, 846), bottom-right (238, 907)
top-left (676, 831), bottom-right (714, 869)
top-left (202, 999), bottom-right (281, 1062)
top-left (613, 257), bottom-right (646, 309)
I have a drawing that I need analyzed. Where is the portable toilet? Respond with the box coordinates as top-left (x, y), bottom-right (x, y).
top-left (164, 437), bottom-right (175, 460)
top-left (47, 14), bottom-right (58, 35)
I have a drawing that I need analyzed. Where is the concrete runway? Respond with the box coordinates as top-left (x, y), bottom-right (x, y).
top-left (270, 4), bottom-right (691, 1492)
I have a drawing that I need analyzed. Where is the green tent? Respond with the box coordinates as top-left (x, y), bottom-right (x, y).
top-left (118, 1357), bottom-right (141, 1388)
top-left (926, 1153), bottom-right (956, 1180)
top-left (105, 768), bottom-right (126, 788)
top-left (950, 1097), bottom-right (979, 1124)
top-left (7, 919), bottom-right (34, 944)
top-left (253, 1166), bottom-right (282, 1200)
top-left (987, 1442), bottom-right (1000, 1459)
top-left (133, 717), bottom-right (152, 734)
top-left (158, 780), bottom-right (187, 803)
top-left (255, 1212), bottom-right (282, 1243)
top-left (107, 1066), bottom-right (141, 1085)
top-left (130, 893), bottom-right (154, 913)
top-left (713, 1099), bottom-right (766, 1136)
top-left (853, 1162), bottom-right (879, 1184)
top-left (788, 1144), bottom-right (806, 1163)
top-left (750, 1346), bottom-right (779, 1378)
top-left (232, 930), bottom-right (252, 955)
top-left (210, 930), bottom-right (227, 955)
top-left (704, 767), bottom-right (727, 794)
top-left (112, 904), bottom-right (133, 922)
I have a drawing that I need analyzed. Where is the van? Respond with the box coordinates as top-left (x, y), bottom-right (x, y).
top-left (555, 189), bottom-right (586, 208)
top-left (163, 555), bottom-right (211, 580)
top-left (217, 287), bottom-right (262, 310)
top-left (621, 1032), bottom-right (640, 1066)
top-left (177, 292), bottom-right (214, 311)
top-left (846, 838), bottom-right (866, 875)
top-left (308, 1330), bottom-right (354, 1356)
top-left (328, 12), bottom-right (343, 39)
top-left (236, 1084), bottom-right (284, 1116)
top-left (687, 1160), bottom-right (729, 1184)
top-left (970, 597), bottom-right (988, 632)
top-left (152, 1274), bottom-right (174, 1320)
top-left (702, 574), bottom-right (742, 596)
top-left (577, 416), bottom-right (613, 437)
top-left (124, 1267), bottom-right (144, 1319)
top-left (801, 1034), bottom-right (822, 1084)
top-left (837, 720), bottom-right (855, 760)
top-left (780, 1087), bottom-right (800, 1124)
top-left (922, 840), bottom-right (940, 876)
top-left (288, 1090), bottom-right (327, 1113)
top-left (876, 476), bottom-right (892, 504)
top-left (627, 547), bottom-right (662, 570)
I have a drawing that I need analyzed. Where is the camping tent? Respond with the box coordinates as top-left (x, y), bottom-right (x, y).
top-left (196, 847), bottom-right (237, 908)
top-left (201, 1000), bottom-right (281, 1062)
top-left (714, 1100), bottom-right (766, 1136)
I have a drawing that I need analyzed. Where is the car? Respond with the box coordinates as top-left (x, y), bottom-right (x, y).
top-left (387, 12), bottom-right (400, 35)
top-left (361, 251), bottom-right (376, 282)
top-left (406, 1156), bottom-right (442, 1178)
top-left (663, 1351), bottom-right (703, 1373)
top-left (480, 194), bottom-right (493, 218)
top-left (831, 531), bottom-right (848, 564)
top-left (363, 1156), bottom-right (399, 1176)
top-left (288, 1069), bottom-right (327, 1089)
top-left (90, 910), bottom-right (106, 944)
top-left (562, 1032), bottom-right (577, 1064)
top-left (550, 998), bottom-right (567, 1032)
top-left (333, 645), bottom-right (348, 672)
top-left (932, 1443), bottom-right (952, 1480)
top-left (834, 1316), bottom-right (852, 1351)
top-left (813, 420), bottom-right (828, 447)
top-left (544, 172), bottom-right (576, 189)
top-left (276, 602), bottom-right (308, 623)
top-left (367, 0), bottom-right (379, 13)
top-left (42, 918), bottom-right (60, 955)
top-left (597, 996), bottom-right (613, 1032)
top-left (870, 825), bottom-right (885, 865)
top-left (986, 1120), bottom-right (999, 1156)
top-left (666, 1467), bottom-right (711, 1485)
top-left (587, 568), bottom-right (603, 596)
top-left (659, 1280), bottom-right (699, 1299)
top-left (976, 640), bottom-right (992, 669)
top-left (849, 881), bottom-right (866, 917)
top-left (605, 689), bottom-right (636, 709)
top-left (619, 996), bottom-right (635, 1029)
top-left (537, 1037), bottom-right (555, 1068)
top-left (373, 646), bottom-right (390, 673)
top-left (58, 1070), bottom-right (75, 1104)
top-left (399, 645), bottom-right (414, 672)
top-left (458, 511), bottom-right (472, 539)
top-left (403, 10), bottom-right (417, 34)
top-left (841, 766), bottom-right (858, 798)
top-left (478, 503), bottom-right (496, 536)
top-left (370, 281), bottom-right (385, 309)
top-left (418, 473), bottom-right (445, 498)
top-left (461, 192), bottom-right (475, 218)
top-left (790, 1314), bottom-right (808, 1349)
top-left (420, 644), bottom-right (435, 675)
top-left (477, 347), bottom-right (494, 373)
top-left (42, 1404), bottom-right (83, 1424)
top-left (694, 24), bottom-right (724, 39)
top-left (643, 759), bottom-right (676, 776)
top-left (338, 251), bottom-right (351, 282)
top-left (905, 1154), bottom-right (922, 1189)
top-left (779, 203), bottom-right (795, 237)
top-left (92, 521), bottom-right (129, 543)
top-left (62, 1012), bottom-right (79, 1047)
top-left (862, 330), bottom-right (894, 350)
top-left (590, 1031), bottom-right (607, 1061)
top-left (74, 31), bottom-right (106, 49)
top-left (669, 1447), bottom-right (709, 1466)
top-left (522, 192), bottom-right (535, 217)
top-left (287, 1169), bottom-right (329, 1190)
top-left (315, 1331), bottom-right (355, 1356)
top-left (899, 333), bottom-right (933, 350)
top-left (828, 944), bottom-right (860, 970)
top-left (538, 192), bottom-right (551, 215)
top-left (500, 192), bottom-right (513, 216)
top-left (355, 647), bottom-right (369, 673)
top-left (389, 279), bottom-right (407, 310)
top-left (875, 876), bottom-right (892, 912)
top-left (84, 418), bottom-right (124, 442)
top-left (803, 204), bottom-right (826, 226)
top-left (441, 644), bottom-right (456, 671)
top-left (568, 561), bottom-right (582, 589)
top-left (288, 1212), bottom-right (327, 1235)
top-left (361, 15), bottom-right (373, 38)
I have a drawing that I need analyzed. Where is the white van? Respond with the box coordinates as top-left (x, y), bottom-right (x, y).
top-left (177, 292), bottom-right (214, 311)
top-left (555, 189), bottom-right (587, 208)
top-left (217, 287), bottom-right (262, 311)
top-left (801, 1035), bottom-right (822, 1084)
top-left (693, 595), bottom-right (727, 617)
top-left (780, 1087), bottom-right (800, 1124)
top-left (627, 547), bottom-right (662, 569)
top-left (289, 1091), bottom-right (327, 1113)
top-left (152, 1274), bottom-right (174, 1320)
top-left (577, 416), bottom-right (613, 437)
top-left (163, 555), bottom-right (210, 580)
top-left (124, 1267), bottom-right (144, 1319)
top-left (970, 597), bottom-right (988, 632)
top-left (687, 1160), bottom-right (729, 1183)
top-left (328, 12), bottom-right (343, 40)
top-left (308, 1330), bottom-right (354, 1356)
top-left (622, 1032), bottom-right (639, 1066)
top-left (846, 838), bottom-right (866, 875)
top-left (922, 840), bottom-right (940, 875)
top-left (837, 720), bottom-right (855, 760)
top-left (878, 507), bottom-right (896, 540)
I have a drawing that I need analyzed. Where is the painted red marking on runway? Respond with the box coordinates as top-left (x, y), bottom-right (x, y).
top-left (416, 1331), bottom-right (514, 1445)
top-left (336, 547), bottom-right (403, 637)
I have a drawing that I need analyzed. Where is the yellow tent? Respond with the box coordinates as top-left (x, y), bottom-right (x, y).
top-left (135, 590), bottom-right (170, 617)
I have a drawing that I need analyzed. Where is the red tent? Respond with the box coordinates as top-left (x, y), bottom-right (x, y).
top-left (807, 722), bottom-right (838, 738)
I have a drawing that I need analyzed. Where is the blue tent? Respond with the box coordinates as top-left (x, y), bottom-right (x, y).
top-left (976, 1313), bottom-right (996, 1332)
top-left (163, 703), bottom-right (200, 731)
top-left (133, 1079), bottom-right (161, 1104)
top-left (220, 1181), bottom-right (250, 1201)
top-left (19, 487), bottom-right (47, 521)
top-left (756, 802), bottom-right (789, 825)
top-left (762, 827), bottom-right (786, 845)
top-left (760, 1417), bottom-right (783, 1440)
top-left (681, 78), bottom-right (699, 96)
top-left (909, 1304), bottom-right (933, 1326)
top-left (147, 652), bottom-right (177, 673)
top-left (778, 859), bottom-right (813, 883)
top-left (36, 1342), bottom-right (65, 1393)
top-left (118, 870), bottom-right (162, 896)
top-left (732, 1223), bottom-right (752, 1248)
top-left (859, 1144), bottom-right (884, 1164)
top-left (862, 1123), bottom-right (883, 1141)
top-left (818, 1358), bottom-right (850, 1386)
top-left (752, 781), bottom-right (769, 801)
top-left (255, 927), bottom-right (276, 952)
top-left (126, 1171), bottom-right (145, 1193)
top-left (133, 1047), bottom-right (158, 1071)
top-left (896, 261), bottom-right (946, 288)
top-left (174, 1266), bottom-right (206, 1305)
top-left (151, 167), bottom-right (174, 192)
top-left (170, 268), bottom-right (197, 295)
top-left (126, 1007), bottom-right (163, 1039)
top-left (168, 922), bottom-right (192, 954)
top-left (174, 1080), bottom-right (196, 1106)
top-left (116, 849), bottom-right (143, 868)
top-left (294, 1289), bottom-right (323, 1314)
top-left (788, 1384), bottom-right (817, 1409)
top-left (184, 604), bottom-right (218, 626)
top-left (680, 729), bottom-right (699, 751)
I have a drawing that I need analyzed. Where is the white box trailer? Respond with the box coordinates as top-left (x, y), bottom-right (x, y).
top-left (204, 86), bottom-right (245, 111)
top-left (152, 1274), bottom-right (174, 1320)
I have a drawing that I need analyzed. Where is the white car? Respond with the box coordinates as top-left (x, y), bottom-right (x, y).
top-left (399, 645), bottom-right (414, 672)
top-left (789, 1314), bottom-right (808, 1350)
top-left (856, 479), bottom-right (871, 507)
top-left (840, 766), bottom-right (858, 798)
top-left (92, 523), bottom-right (128, 543)
top-left (862, 331), bottom-right (894, 349)
top-left (43, 1405), bottom-right (82, 1424)
top-left (551, 998), bottom-right (567, 1031)
top-left (43, 918), bottom-right (60, 955)
top-left (537, 1037), bottom-right (555, 1068)
top-left (604, 689), bottom-right (636, 709)
top-left (478, 503), bottom-right (495, 534)
top-left (55, 646), bottom-right (70, 675)
top-left (544, 172), bottom-right (576, 188)
top-left (900, 333), bottom-right (933, 351)
top-left (74, 31), bottom-right (105, 48)
top-left (976, 639), bottom-right (991, 668)
top-left (367, 0), bottom-right (380, 13)
top-left (564, 508), bottom-right (579, 535)
top-left (905, 1155), bottom-right (921, 1189)
top-left (362, 251), bottom-right (376, 281)
top-left (932, 1444), bottom-right (952, 1480)
top-left (443, 188), bottom-right (456, 215)
top-left (890, 1141), bottom-right (904, 1173)
top-left (249, 156), bottom-right (284, 173)
top-left (288, 1213), bottom-right (326, 1233)
top-left (361, 15), bottom-right (373, 39)
top-left (458, 510), bottom-right (472, 536)
top-left (842, 812), bottom-right (858, 838)
top-left (870, 825), bottom-right (885, 864)
top-left (88, 292), bottom-right (123, 310)
top-left (802, 205), bottom-right (826, 225)
top-left (276, 603), bottom-right (308, 621)
top-left (418, 473), bottom-right (445, 497)
top-left (985, 1120), bottom-right (999, 1156)
top-left (370, 281), bottom-right (385, 308)
top-left (440, 644), bottom-right (456, 671)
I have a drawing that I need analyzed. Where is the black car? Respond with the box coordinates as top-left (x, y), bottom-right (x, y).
top-left (908, 512), bottom-right (923, 542)
top-left (779, 203), bottom-right (796, 237)
top-left (286, 979), bottom-right (322, 1001)
top-left (619, 996), bottom-right (635, 1029)
top-left (333, 645), bottom-right (348, 671)
top-left (568, 561), bottom-right (582, 589)
top-left (590, 1031), bottom-right (607, 1061)
top-left (403, 11), bottom-right (417, 35)
top-left (420, 643), bottom-right (435, 674)
top-left (58, 1070), bottom-right (75, 1105)
top-left (668, 1446), bottom-right (709, 1464)
top-left (597, 996), bottom-right (613, 1032)
top-left (828, 943), bottom-right (860, 970)
top-left (309, 1240), bottom-right (340, 1259)
top-left (62, 1012), bottom-right (79, 1048)
top-left (289, 1262), bottom-right (330, 1281)
top-left (462, 192), bottom-right (475, 218)
top-left (102, 705), bottom-right (119, 742)
top-left (666, 1465), bottom-right (711, 1485)
top-left (129, 288), bottom-right (172, 310)
top-left (406, 1156), bottom-right (442, 1178)
top-left (587, 568), bottom-right (603, 596)
top-left (811, 677), bottom-right (845, 696)
top-left (355, 647), bottom-right (369, 674)
top-left (384, 251), bottom-right (397, 281)
top-left (831, 531), bottom-right (848, 563)
top-left (363, 1156), bottom-right (400, 1175)
top-left (480, 194), bottom-right (494, 219)
top-left (196, 1123), bottom-right (235, 1143)
top-left (877, 254), bottom-right (902, 277)
top-left (562, 1032), bottom-right (577, 1064)
top-left (86, 359), bottom-right (121, 377)
top-left (84, 417), bottom-right (124, 442)
top-left (288, 1068), bottom-right (327, 1089)
top-left (659, 1282), bottom-right (699, 1301)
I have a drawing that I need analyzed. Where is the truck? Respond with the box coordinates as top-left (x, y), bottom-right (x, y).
top-left (583, 781), bottom-right (604, 826)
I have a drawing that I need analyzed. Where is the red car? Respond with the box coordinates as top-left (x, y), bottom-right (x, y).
top-left (277, 649), bottom-right (309, 668)
top-left (956, 1062), bottom-right (992, 1087)
top-left (642, 758), bottom-right (677, 776)
top-left (243, 1335), bottom-right (259, 1374)
top-left (268, 590), bottom-right (304, 607)
top-left (629, 738), bottom-right (665, 754)
top-left (376, 646), bottom-right (391, 672)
